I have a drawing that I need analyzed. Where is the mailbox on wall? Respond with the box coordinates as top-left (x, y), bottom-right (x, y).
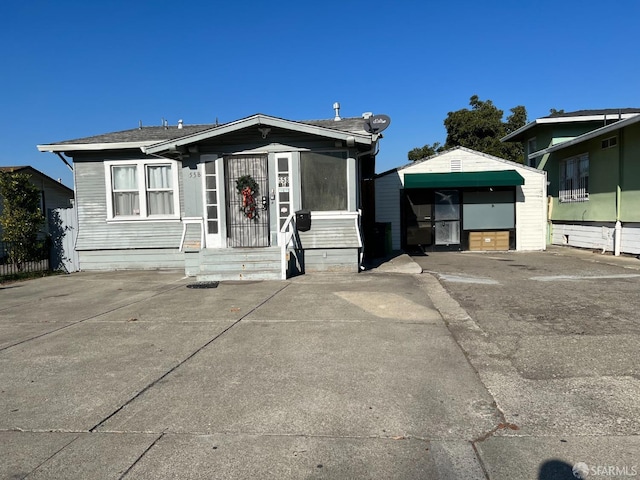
top-left (296, 210), bottom-right (311, 232)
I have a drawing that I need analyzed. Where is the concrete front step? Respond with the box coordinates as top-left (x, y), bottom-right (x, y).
top-left (196, 247), bottom-right (282, 281)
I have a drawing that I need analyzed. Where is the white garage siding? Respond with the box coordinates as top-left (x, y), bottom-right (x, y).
top-left (374, 172), bottom-right (403, 250)
top-left (375, 147), bottom-right (547, 252)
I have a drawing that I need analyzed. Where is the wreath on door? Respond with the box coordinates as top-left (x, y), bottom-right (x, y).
top-left (236, 175), bottom-right (260, 220)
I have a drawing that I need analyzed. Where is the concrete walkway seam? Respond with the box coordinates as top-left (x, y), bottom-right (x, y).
top-left (89, 282), bottom-right (291, 433)
top-left (0, 281), bottom-right (188, 353)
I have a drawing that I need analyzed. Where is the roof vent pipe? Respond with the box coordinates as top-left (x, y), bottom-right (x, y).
top-left (178, 119), bottom-right (183, 129)
top-left (333, 102), bottom-right (341, 121)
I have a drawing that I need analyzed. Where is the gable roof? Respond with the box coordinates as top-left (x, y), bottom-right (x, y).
top-left (37, 114), bottom-right (375, 154)
top-left (142, 114), bottom-right (374, 155)
top-left (530, 113), bottom-right (640, 158)
top-left (0, 166), bottom-right (74, 195)
top-left (501, 108), bottom-right (640, 142)
top-left (543, 108), bottom-right (640, 119)
top-left (376, 146), bottom-right (542, 178)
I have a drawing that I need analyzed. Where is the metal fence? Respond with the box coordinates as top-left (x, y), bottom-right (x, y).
top-left (0, 240), bottom-right (50, 279)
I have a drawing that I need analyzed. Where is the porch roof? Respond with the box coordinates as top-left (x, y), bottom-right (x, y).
top-left (404, 170), bottom-right (524, 189)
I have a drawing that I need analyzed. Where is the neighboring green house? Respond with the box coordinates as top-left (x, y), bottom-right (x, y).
top-left (502, 109), bottom-right (640, 255)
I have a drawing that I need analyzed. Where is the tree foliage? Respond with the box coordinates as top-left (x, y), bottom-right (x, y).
top-left (0, 171), bottom-right (45, 265)
top-left (408, 95), bottom-right (528, 163)
top-left (408, 142), bottom-right (444, 161)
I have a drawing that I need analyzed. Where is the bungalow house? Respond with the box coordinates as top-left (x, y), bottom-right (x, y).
top-left (375, 147), bottom-right (547, 252)
top-left (37, 110), bottom-right (386, 280)
top-left (0, 166), bottom-right (74, 238)
top-left (502, 109), bottom-right (640, 255)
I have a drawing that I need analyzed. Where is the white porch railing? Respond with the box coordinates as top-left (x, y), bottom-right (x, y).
top-left (179, 217), bottom-right (205, 252)
top-left (279, 213), bottom-right (297, 280)
top-left (279, 210), bottom-right (363, 279)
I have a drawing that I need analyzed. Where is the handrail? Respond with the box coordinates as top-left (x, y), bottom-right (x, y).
top-left (279, 212), bottom-right (296, 279)
top-left (179, 217), bottom-right (205, 252)
top-left (278, 210), bottom-right (364, 278)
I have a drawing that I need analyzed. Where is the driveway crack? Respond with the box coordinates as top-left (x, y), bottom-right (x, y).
top-left (0, 282), bottom-right (188, 353)
top-left (118, 432), bottom-right (164, 479)
top-left (89, 283), bottom-right (290, 432)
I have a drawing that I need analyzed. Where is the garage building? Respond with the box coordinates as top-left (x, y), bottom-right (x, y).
top-left (375, 147), bottom-right (547, 252)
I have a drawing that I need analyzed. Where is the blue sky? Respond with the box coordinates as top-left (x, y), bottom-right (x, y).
top-left (1, 0), bottom-right (638, 188)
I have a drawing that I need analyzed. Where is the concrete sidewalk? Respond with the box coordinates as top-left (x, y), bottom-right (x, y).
top-left (1, 268), bottom-right (493, 479)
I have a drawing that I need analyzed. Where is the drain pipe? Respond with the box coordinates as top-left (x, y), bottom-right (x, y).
top-left (55, 152), bottom-right (74, 171)
top-left (614, 128), bottom-right (624, 256)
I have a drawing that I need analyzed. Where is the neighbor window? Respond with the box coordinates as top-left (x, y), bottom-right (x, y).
top-left (601, 136), bottom-right (617, 149)
top-left (300, 151), bottom-right (348, 211)
top-left (527, 137), bottom-right (538, 167)
top-left (106, 160), bottom-right (179, 219)
top-left (559, 154), bottom-right (589, 202)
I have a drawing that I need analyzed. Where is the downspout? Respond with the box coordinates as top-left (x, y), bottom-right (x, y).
top-left (356, 133), bottom-right (380, 159)
top-left (355, 134), bottom-right (380, 269)
top-left (55, 152), bottom-right (73, 171)
top-left (614, 128), bottom-right (624, 256)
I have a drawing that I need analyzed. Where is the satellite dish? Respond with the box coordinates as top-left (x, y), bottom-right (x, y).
top-left (364, 114), bottom-right (391, 134)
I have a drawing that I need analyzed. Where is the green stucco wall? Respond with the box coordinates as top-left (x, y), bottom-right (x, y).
top-left (620, 122), bottom-right (640, 221)
top-left (547, 135), bottom-right (618, 222)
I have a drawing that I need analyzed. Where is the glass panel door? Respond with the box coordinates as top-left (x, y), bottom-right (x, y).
top-left (434, 190), bottom-right (460, 246)
top-left (404, 190), bottom-right (433, 248)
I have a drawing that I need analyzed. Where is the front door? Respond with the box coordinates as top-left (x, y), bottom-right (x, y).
top-left (434, 189), bottom-right (460, 248)
top-left (225, 155), bottom-right (270, 247)
top-left (403, 190), bottom-right (434, 250)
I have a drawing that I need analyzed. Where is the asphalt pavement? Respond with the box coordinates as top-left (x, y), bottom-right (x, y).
top-left (1, 246), bottom-right (639, 479)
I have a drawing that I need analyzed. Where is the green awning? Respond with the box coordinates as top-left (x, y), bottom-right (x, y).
top-left (404, 170), bottom-right (524, 189)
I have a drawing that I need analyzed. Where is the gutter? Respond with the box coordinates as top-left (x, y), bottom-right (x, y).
top-left (356, 133), bottom-right (380, 159)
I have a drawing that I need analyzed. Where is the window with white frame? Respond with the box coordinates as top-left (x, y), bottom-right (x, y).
top-left (559, 154), bottom-right (589, 203)
top-left (106, 160), bottom-right (180, 219)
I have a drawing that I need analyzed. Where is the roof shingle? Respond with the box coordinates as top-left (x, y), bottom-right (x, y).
top-left (47, 116), bottom-right (370, 146)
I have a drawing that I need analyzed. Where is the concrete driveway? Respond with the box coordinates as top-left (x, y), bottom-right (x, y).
top-left (1, 268), bottom-right (495, 479)
top-left (2, 247), bottom-right (639, 479)
top-left (413, 246), bottom-right (640, 479)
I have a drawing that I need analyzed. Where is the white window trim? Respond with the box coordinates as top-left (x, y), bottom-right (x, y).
top-left (299, 150), bottom-right (351, 212)
top-left (104, 159), bottom-right (180, 221)
top-left (601, 136), bottom-right (618, 149)
top-left (559, 153), bottom-right (589, 203)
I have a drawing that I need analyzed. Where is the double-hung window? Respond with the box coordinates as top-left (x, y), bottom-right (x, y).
top-left (146, 164), bottom-right (175, 215)
top-left (106, 160), bottom-right (179, 220)
top-left (559, 154), bottom-right (589, 203)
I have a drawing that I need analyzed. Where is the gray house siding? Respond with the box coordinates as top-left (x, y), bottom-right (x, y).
top-left (78, 249), bottom-right (185, 271)
top-left (73, 158), bottom-right (184, 270)
top-left (40, 114), bottom-right (378, 276)
top-left (294, 215), bottom-right (361, 272)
